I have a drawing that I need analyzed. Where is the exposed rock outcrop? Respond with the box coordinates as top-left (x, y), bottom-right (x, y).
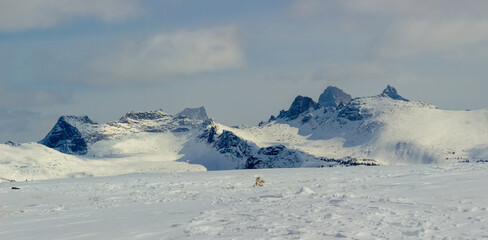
top-left (318, 86), bottom-right (352, 107)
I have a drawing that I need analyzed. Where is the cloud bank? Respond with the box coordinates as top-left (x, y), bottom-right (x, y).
top-left (89, 25), bottom-right (246, 83)
top-left (0, 0), bottom-right (141, 32)
top-left (289, 0), bottom-right (488, 58)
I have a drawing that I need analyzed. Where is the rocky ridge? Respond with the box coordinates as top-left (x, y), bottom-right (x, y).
top-left (34, 85), bottom-right (488, 171)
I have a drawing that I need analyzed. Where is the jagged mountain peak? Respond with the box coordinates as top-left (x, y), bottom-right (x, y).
top-left (32, 83), bottom-right (488, 173)
top-left (278, 95), bottom-right (320, 120)
top-left (318, 86), bottom-right (352, 107)
top-left (176, 106), bottom-right (209, 120)
top-left (380, 85), bottom-right (409, 101)
top-left (120, 109), bottom-right (170, 122)
top-left (59, 115), bottom-right (97, 125)
top-left (39, 116), bottom-right (90, 155)
top-left (39, 107), bottom-right (215, 155)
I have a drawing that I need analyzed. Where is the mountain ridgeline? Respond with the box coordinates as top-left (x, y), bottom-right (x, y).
top-left (36, 85), bottom-right (488, 170)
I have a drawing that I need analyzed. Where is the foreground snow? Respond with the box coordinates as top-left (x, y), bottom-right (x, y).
top-left (2, 163), bottom-right (488, 239)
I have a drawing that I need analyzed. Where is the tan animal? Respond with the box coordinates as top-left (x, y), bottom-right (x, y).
top-left (254, 177), bottom-right (265, 187)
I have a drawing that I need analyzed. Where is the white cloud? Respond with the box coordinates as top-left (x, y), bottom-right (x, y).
top-left (0, 0), bottom-right (141, 32)
top-left (376, 19), bottom-right (488, 58)
top-left (343, 0), bottom-right (488, 58)
top-left (290, 0), bottom-right (488, 19)
top-left (89, 25), bottom-right (246, 83)
top-left (342, 0), bottom-right (488, 19)
top-left (288, 0), bottom-right (488, 58)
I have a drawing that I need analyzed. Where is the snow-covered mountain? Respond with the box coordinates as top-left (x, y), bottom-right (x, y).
top-left (1, 106), bottom-right (336, 180)
top-left (2, 85), bottom-right (488, 181)
top-left (34, 106), bottom-right (335, 172)
top-left (233, 85), bottom-right (488, 166)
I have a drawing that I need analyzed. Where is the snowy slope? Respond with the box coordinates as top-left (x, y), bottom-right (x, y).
top-left (231, 86), bottom-right (488, 165)
top-left (1, 163), bottom-right (488, 239)
top-left (0, 142), bottom-right (205, 182)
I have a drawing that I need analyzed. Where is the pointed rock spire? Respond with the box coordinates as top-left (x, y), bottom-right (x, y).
top-left (380, 85), bottom-right (409, 101)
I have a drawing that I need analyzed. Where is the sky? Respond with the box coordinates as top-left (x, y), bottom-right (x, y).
top-left (1, 0), bottom-right (488, 142)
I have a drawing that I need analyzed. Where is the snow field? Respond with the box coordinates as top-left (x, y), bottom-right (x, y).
top-left (1, 163), bottom-right (488, 239)
top-left (0, 142), bottom-right (205, 182)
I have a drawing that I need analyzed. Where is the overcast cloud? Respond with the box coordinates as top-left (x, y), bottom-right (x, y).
top-left (290, 0), bottom-right (488, 58)
top-left (0, 0), bottom-right (141, 32)
top-left (88, 25), bottom-right (246, 83)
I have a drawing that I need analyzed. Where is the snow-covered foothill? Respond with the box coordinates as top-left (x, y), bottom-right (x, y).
top-left (0, 142), bottom-right (205, 182)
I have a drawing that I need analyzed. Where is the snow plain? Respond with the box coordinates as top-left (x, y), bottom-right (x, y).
top-left (0, 142), bottom-right (206, 182)
top-left (2, 163), bottom-right (488, 239)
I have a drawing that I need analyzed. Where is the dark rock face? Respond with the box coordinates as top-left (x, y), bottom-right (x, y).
top-left (200, 125), bottom-right (218, 144)
top-left (319, 157), bottom-right (380, 166)
top-left (245, 145), bottom-right (307, 169)
top-left (213, 130), bottom-right (253, 159)
top-left (119, 110), bottom-right (169, 122)
top-left (278, 96), bottom-right (320, 120)
top-left (176, 107), bottom-right (208, 120)
top-left (199, 125), bottom-right (317, 169)
top-left (4, 141), bottom-right (19, 146)
top-left (338, 101), bottom-right (365, 121)
top-left (39, 116), bottom-right (90, 155)
top-left (40, 109), bottom-right (212, 156)
top-left (380, 85), bottom-right (409, 101)
top-left (246, 145), bottom-right (286, 169)
top-left (318, 86), bottom-right (352, 107)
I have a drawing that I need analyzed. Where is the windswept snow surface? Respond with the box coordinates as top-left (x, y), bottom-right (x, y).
top-left (0, 142), bottom-right (205, 182)
top-left (2, 163), bottom-right (488, 239)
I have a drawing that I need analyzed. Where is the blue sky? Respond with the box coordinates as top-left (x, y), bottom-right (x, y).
top-left (1, 0), bottom-right (488, 142)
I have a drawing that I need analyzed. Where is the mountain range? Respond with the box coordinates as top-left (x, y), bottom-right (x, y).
top-left (2, 85), bottom-right (488, 181)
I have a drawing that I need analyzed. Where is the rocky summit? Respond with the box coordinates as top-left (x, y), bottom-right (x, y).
top-left (38, 116), bottom-right (96, 155)
top-left (277, 96), bottom-right (320, 120)
top-left (380, 85), bottom-right (409, 101)
top-left (176, 106), bottom-right (209, 120)
top-left (318, 86), bottom-right (352, 107)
